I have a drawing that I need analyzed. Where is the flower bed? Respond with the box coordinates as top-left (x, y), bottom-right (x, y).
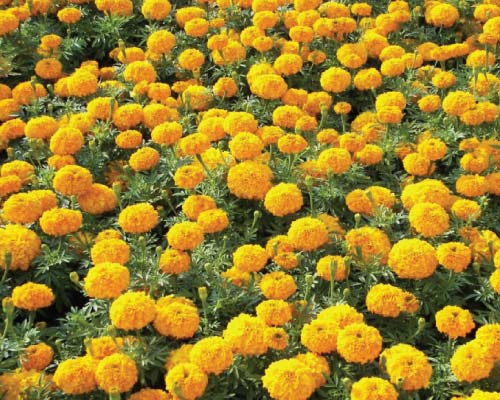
top-left (1, 0), bottom-right (500, 399)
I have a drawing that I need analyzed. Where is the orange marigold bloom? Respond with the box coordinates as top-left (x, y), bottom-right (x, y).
top-left (260, 271), bottom-right (297, 300)
top-left (316, 255), bottom-right (347, 282)
top-left (1, 160), bottom-right (34, 184)
top-left (443, 91), bottom-right (476, 116)
top-left (159, 249), bottom-right (190, 275)
top-left (178, 48), bottom-right (205, 71)
top-left (115, 130), bottom-right (143, 149)
top-left (345, 226), bottom-right (391, 264)
top-left (435, 305), bottom-right (475, 339)
top-left (57, 7), bottom-right (82, 23)
top-left (165, 363), bottom-right (208, 400)
top-left (227, 161), bottom-right (273, 200)
top-left (35, 58), bottom-right (63, 80)
top-left (408, 202), bottom-right (449, 237)
top-left (84, 262), bottom-right (130, 299)
top-left (96, 353), bottom-right (138, 393)
top-left (451, 340), bottom-right (495, 382)
top-left (52, 165), bottom-right (93, 196)
top-left (190, 336), bottom-right (234, 375)
top-left (12, 282), bottom-right (54, 310)
top-left (233, 244), bottom-right (268, 272)
top-left (264, 183), bottom-right (303, 217)
top-left (174, 164), bottom-right (205, 189)
top-left (366, 283), bottom-right (416, 318)
top-left (91, 238), bottom-right (130, 265)
top-left (337, 43), bottom-right (368, 69)
top-left (317, 147), bottom-right (352, 174)
top-left (129, 147), bottom-right (160, 172)
top-left (49, 127), bottom-right (84, 155)
top-left (388, 238), bottom-right (437, 279)
top-left (39, 208), bottom-right (82, 236)
top-left (337, 323), bottom-right (382, 364)
top-left (154, 302), bottom-right (199, 339)
top-left (110, 291), bottom-right (156, 330)
top-left (123, 61), bottom-right (157, 84)
top-left (118, 203), bottom-right (158, 233)
top-left (229, 132), bottom-right (263, 160)
top-left (456, 174), bottom-right (488, 197)
top-left (21, 343), bottom-right (54, 371)
top-left (451, 198), bottom-right (481, 221)
top-left (287, 217), bottom-right (328, 252)
top-left (166, 221), bottom-right (204, 251)
top-left (256, 299), bottom-right (292, 327)
top-left (436, 242), bottom-right (472, 272)
top-left (53, 357), bottom-right (97, 394)
top-left (223, 313), bottom-right (268, 356)
top-left (0, 224), bottom-right (41, 271)
top-left (262, 359), bottom-right (316, 400)
top-left (351, 377), bottom-right (397, 400)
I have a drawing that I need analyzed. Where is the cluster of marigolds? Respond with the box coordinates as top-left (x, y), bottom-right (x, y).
top-left (1, 0), bottom-right (500, 398)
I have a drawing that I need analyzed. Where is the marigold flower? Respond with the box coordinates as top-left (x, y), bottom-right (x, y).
top-left (167, 221), bottom-right (204, 251)
top-left (165, 362), bottom-right (208, 400)
top-left (53, 165), bottom-right (93, 196)
top-left (451, 340), bottom-right (495, 382)
top-left (129, 389), bottom-right (171, 400)
top-left (12, 282), bottom-right (54, 310)
top-left (436, 242), bottom-right (472, 273)
top-left (118, 203), bottom-right (158, 233)
top-left (227, 161), bottom-right (273, 200)
top-left (129, 147), bottom-right (160, 172)
top-left (264, 183), bottom-right (303, 217)
top-left (456, 174), bottom-right (488, 197)
top-left (39, 208), bottom-right (83, 236)
top-left (366, 283), bottom-right (417, 318)
top-left (443, 91), bottom-right (476, 116)
top-left (91, 238), bottom-right (129, 265)
top-left (262, 359), bottom-right (316, 400)
top-left (53, 356), bottom-right (97, 394)
top-left (174, 164), bottom-right (205, 189)
top-left (123, 61), bottom-right (157, 84)
top-left (110, 291), bottom-right (156, 330)
top-left (351, 377), bottom-right (398, 400)
top-left (154, 302), bottom-right (199, 339)
top-left (84, 262), bottom-right (130, 299)
top-left (388, 238), bottom-right (437, 279)
top-left (57, 7), bottom-right (81, 23)
top-left (316, 255), bottom-right (347, 282)
top-left (409, 202), bottom-right (449, 237)
top-left (260, 271), bottom-right (297, 300)
top-left (232, 244), bottom-right (268, 272)
top-left (301, 319), bottom-right (339, 354)
top-left (189, 337), bottom-right (233, 375)
top-left (159, 249), bottom-right (190, 275)
top-left (345, 226), bottom-right (391, 264)
top-left (337, 323), bottom-right (382, 364)
top-left (178, 48), bottom-right (205, 71)
top-left (20, 343), bottom-right (53, 372)
top-left (96, 353), bottom-right (138, 393)
top-left (256, 300), bottom-right (292, 327)
top-left (287, 217), bottom-right (328, 252)
top-left (223, 313), bottom-right (268, 356)
top-left (381, 344), bottom-right (432, 390)
top-left (0, 225), bottom-right (41, 271)
top-left (435, 305), bottom-right (475, 339)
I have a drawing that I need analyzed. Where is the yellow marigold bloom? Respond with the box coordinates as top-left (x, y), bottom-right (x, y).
top-left (443, 91), bottom-right (476, 116)
top-left (436, 242), bottom-right (472, 273)
top-left (112, 103), bottom-right (143, 130)
top-left (417, 138), bottom-right (447, 161)
top-left (265, 235), bottom-right (294, 258)
top-left (84, 262), bottom-right (130, 299)
top-left (35, 58), bottom-right (63, 80)
top-left (21, 343), bottom-right (53, 371)
top-left (476, 324), bottom-right (500, 360)
top-left (0, 118), bottom-right (25, 141)
top-left (175, 6), bottom-right (206, 27)
top-left (39, 208), bottom-right (82, 236)
top-left (189, 336), bottom-right (233, 375)
top-left (66, 70), bottom-right (98, 97)
top-left (456, 174), bottom-right (488, 197)
top-left (380, 58), bottom-right (405, 77)
top-left (115, 130), bottom-right (142, 149)
top-left (303, 91), bottom-right (332, 115)
top-left (250, 74), bottom-right (288, 100)
top-left (178, 48), bottom-right (205, 71)
top-left (49, 127), bottom-right (84, 156)
top-left (272, 105), bottom-right (304, 129)
top-left (174, 164), bottom-right (205, 189)
top-left (227, 161), bottom-right (273, 200)
top-left (388, 238), bottom-right (437, 279)
top-left (366, 283), bottom-right (418, 318)
top-left (165, 362), bottom-right (208, 400)
top-left (345, 226), bottom-right (391, 264)
top-left (129, 388), bottom-right (171, 400)
top-left (228, 132), bottom-right (263, 160)
top-left (53, 356), bottom-right (97, 394)
top-left (110, 291), bottom-right (156, 330)
top-left (181, 195), bottom-right (216, 220)
top-left (337, 43), bottom-right (368, 69)
top-left (184, 17), bottom-right (209, 37)
top-left (0, 98), bottom-right (19, 122)
top-left (1, 160), bottom-right (34, 184)
top-left (91, 238), bottom-right (130, 265)
top-left (351, 377), bottom-right (397, 400)
top-left (165, 344), bottom-right (194, 371)
top-left (409, 202), bottom-right (449, 237)
top-left (154, 302), bottom-right (199, 339)
top-left (52, 164), bottom-right (93, 196)
top-left (435, 305), bottom-right (475, 339)
top-left (401, 178), bottom-right (453, 210)
top-left (381, 344), bottom-right (432, 390)
top-left (0, 10), bottom-right (19, 35)
top-left (354, 68), bottom-right (382, 90)
top-left (460, 150), bottom-right (489, 174)
top-left (196, 208), bottom-right (229, 233)
top-left (12, 282), bottom-right (54, 310)
top-left (159, 249), bottom-right (190, 275)
top-left (337, 323), bottom-right (382, 364)
top-left (167, 221), bottom-right (204, 251)
top-left (319, 67), bottom-right (351, 93)
top-left (0, 225), bottom-right (41, 271)
top-left (256, 299), bottom-right (292, 326)
top-left (0, 175), bottom-right (21, 197)
top-left (317, 147), bottom-right (352, 174)
top-left (213, 77), bottom-right (238, 98)
top-left (260, 271), bottom-right (297, 300)
top-left (123, 61), bottom-right (157, 84)
top-left (223, 313), bottom-right (268, 356)
top-left (231, 244), bottom-right (267, 272)
top-left (181, 85), bottom-right (212, 111)
top-left (85, 336), bottom-right (124, 360)
top-left (346, 186), bottom-right (395, 215)
top-left (24, 116), bottom-right (58, 139)
top-left (151, 121), bottom-right (182, 146)
top-left (316, 128), bottom-right (339, 145)
top-left (339, 133), bottom-right (366, 152)
top-left (118, 203), bottom-right (158, 234)
top-left (451, 340), bottom-right (495, 382)
top-left (147, 30), bottom-right (175, 55)
top-left (427, 3), bottom-right (459, 28)
top-left (276, 133), bottom-right (307, 154)
top-left (316, 255), bottom-right (347, 282)
top-left (301, 319), bottom-right (339, 354)
top-left (95, 353), bottom-right (138, 393)
top-left (377, 106), bottom-right (403, 124)
top-left (57, 7), bottom-right (81, 23)
top-left (11, 82), bottom-right (46, 105)
top-left (287, 217), bottom-right (328, 252)
top-left (451, 198), bottom-right (481, 221)
top-left (262, 359), bottom-right (316, 400)
top-left (432, 70), bottom-right (457, 89)
top-left (403, 152), bottom-right (432, 176)
top-left (87, 97), bottom-right (117, 120)
top-left (129, 146), bottom-right (160, 172)
top-left (264, 327), bottom-right (289, 350)
top-left (264, 183), bottom-right (303, 217)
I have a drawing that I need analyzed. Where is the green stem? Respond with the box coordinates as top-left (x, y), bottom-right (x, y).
top-left (329, 260), bottom-right (338, 301)
top-left (195, 154), bottom-right (213, 179)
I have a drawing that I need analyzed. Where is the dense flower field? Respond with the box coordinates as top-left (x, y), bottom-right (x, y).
top-left (1, 0), bottom-right (500, 398)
